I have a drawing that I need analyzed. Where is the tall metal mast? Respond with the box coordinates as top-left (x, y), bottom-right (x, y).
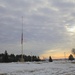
top-left (20, 16), bottom-right (24, 62)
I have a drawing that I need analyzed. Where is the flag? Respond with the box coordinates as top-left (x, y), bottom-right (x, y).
top-left (21, 32), bottom-right (23, 44)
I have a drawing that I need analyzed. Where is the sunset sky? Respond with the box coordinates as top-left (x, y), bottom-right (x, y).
top-left (0, 0), bottom-right (75, 59)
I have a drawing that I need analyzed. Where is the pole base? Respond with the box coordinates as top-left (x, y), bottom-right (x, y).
top-left (20, 57), bottom-right (24, 62)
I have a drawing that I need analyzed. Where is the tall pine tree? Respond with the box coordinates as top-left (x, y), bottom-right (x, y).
top-left (49, 56), bottom-right (53, 62)
top-left (68, 54), bottom-right (74, 61)
top-left (3, 50), bottom-right (9, 62)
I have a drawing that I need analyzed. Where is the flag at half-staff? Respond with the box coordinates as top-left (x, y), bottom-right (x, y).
top-left (21, 32), bottom-right (23, 44)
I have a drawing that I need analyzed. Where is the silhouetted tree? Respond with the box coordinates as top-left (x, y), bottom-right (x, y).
top-left (36, 56), bottom-right (40, 61)
top-left (49, 56), bottom-right (53, 62)
top-left (32, 56), bottom-right (37, 61)
top-left (15, 55), bottom-right (21, 62)
top-left (0, 53), bottom-right (4, 62)
top-left (27, 55), bottom-right (31, 61)
top-left (3, 50), bottom-right (9, 62)
top-left (68, 54), bottom-right (74, 61)
top-left (9, 54), bottom-right (16, 62)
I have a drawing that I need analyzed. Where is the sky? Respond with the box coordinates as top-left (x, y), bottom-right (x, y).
top-left (0, 0), bottom-right (75, 59)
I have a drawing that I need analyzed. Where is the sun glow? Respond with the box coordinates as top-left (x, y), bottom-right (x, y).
top-left (66, 25), bottom-right (75, 35)
top-left (68, 27), bottom-right (75, 32)
top-left (40, 49), bottom-right (71, 59)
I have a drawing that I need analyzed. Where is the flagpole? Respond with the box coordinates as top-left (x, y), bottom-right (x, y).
top-left (21, 16), bottom-right (24, 62)
top-left (22, 17), bottom-right (23, 58)
top-left (22, 16), bottom-right (23, 59)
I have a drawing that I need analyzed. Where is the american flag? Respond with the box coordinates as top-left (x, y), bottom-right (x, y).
top-left (21, 32), bottom-right (23, 44)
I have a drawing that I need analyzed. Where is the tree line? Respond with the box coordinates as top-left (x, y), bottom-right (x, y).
top-left (1, 48), bottom-right (75, 63)
top-left (0, 50), bottom-right (41, 63)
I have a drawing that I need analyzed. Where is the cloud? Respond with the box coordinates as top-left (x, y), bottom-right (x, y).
top-left (0, 0), bottom-right (75, 58)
